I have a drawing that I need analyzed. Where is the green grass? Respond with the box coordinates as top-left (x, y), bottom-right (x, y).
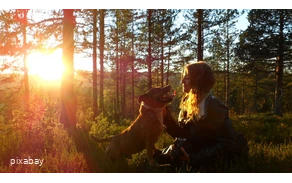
top-left (0, 110), bottom-right (292, 175)
top-left (1, 102), bottom-right (292, 173)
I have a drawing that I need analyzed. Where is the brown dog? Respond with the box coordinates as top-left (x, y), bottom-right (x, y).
top-left (92, 85), bottom-right (174, 166)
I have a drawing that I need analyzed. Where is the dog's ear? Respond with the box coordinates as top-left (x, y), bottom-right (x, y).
top-left (138, 95), bottom-right (142, 103)
top-left (138, 94), bottom-right (145, 104)
top-left (138, 88), bottom-right (151, 104)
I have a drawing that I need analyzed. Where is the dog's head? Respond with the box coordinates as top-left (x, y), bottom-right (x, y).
top-left (138, 85), bottom-right (174, 108)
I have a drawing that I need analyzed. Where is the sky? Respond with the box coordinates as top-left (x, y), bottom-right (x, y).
top-left (237, 11), bottom-right (249, 31)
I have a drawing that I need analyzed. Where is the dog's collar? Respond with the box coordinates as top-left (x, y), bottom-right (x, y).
top-left (141, 102), bottom-right (164, 113)
top-left (141, 102), bottom-right (165, 128)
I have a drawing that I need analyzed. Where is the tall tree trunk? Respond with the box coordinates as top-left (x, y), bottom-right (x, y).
top-left (166, 39), bottom-right (171, 86)
top-left (160, 35), bottom-right (164, 87)
top-left (115, 12), bottom-right (120, 123)
top-left (147, 9), bottom-right (152, 89)
top-left (215, 59), bottom-right (219, 97)
top-left (131, 14), bottom-right (135, 120)
top-left (92, 9), bottom-right (98, 121)
top-left (99, 9), bottom-right (105, 115)
top-left (22, 9), bottom-right (29, 112)
top-left (274, 10), bottom-right (284, 116)
top-left (60, 9), bottom-right (76, 132)
top-left (241, 74), bottom-right (245, 114)
top-left (254, 73), bottom-right (258, 113)
top-left (197, 9), bottom-right (203, 61)
top-left (225, 10), bottom-right (230, 107)
top-left (121, 46), bottom-right (126, 118)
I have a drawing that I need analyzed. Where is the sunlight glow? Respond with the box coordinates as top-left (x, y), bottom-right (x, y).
top-left (27, 49), bottom-right (64, 81)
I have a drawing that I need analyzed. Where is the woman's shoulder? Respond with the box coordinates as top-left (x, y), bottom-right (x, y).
top-left (206, 94), bottom-right (227, 108)
top-left (205, 95), bottom-right (229, 120)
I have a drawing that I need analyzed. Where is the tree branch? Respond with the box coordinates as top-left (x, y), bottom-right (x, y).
top-left (28, 17), bottom-right (63, 26)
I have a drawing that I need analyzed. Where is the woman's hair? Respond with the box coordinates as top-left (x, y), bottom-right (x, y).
top-left (180, 61), bottom-right (215, 119)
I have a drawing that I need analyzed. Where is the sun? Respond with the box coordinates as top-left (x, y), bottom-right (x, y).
top-left (27, 49), bottom-right (64, 81)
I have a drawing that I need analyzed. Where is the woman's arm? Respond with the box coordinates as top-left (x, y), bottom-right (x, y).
top-left (163, 107), bottom-right (188, 139)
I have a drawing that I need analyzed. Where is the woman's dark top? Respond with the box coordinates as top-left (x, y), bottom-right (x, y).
top-left (163, 94), bottom-right (248, 168)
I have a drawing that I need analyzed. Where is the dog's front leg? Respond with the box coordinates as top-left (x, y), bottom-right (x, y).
top-left (145, 139), bottom-right (157, 166)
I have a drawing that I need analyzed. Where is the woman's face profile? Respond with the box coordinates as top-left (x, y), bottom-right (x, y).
top-left (181, 69), bottom-right (191, 93)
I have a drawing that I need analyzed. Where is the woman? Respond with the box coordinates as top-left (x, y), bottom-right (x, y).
top-left (158, 61), bottom-right (248, 172)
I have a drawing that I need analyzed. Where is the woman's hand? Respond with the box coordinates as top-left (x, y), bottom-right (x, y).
top-left (180, 147), bottom-right (190, 162)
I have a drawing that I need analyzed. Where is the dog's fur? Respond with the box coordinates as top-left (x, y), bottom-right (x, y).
top-left (92, 85), bottom-right (174, 166)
